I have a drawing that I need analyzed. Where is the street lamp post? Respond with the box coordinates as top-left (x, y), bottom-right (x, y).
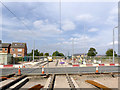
top-left (113, 26), bottom-right (118, 63)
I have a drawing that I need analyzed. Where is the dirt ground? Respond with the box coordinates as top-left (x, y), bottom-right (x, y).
top-left (72, 74), bottom-right (119, 89)
top-left (21, 76), bottom-right (47, 88)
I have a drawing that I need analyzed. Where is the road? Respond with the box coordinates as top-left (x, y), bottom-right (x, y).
top-left (0, 66), bottom-right (119, 75)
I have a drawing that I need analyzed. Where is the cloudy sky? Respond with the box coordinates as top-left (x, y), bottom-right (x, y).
top-left (0, 0), bottom-right (118, 55)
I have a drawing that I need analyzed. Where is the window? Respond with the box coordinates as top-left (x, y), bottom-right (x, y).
top-left (12, 49), bottom-right (15, 51)
top-left (18, 54), bottom-right (22, 57)
top-left (0, 48), bottom-right (2, 51)
top-left (5, 48), bottom-right (7, 51)
top-left (18, 49), bottom-right (22, 52)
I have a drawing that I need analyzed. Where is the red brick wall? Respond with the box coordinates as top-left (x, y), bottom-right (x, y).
top-left (0, 48), bottom-right (9, 53)
top-left (10, 48), bottom-right (26, 57)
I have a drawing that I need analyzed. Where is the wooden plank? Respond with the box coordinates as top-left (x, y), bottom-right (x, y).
top-left (28, 84), bottom-right (43, 90)
top-left (85, 80), bottom-right (112, 90)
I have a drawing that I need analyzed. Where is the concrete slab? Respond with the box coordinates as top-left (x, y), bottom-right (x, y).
top-left (44, 76), bottom-right (51, 88)
top-left (71, 77), bottom-right (79, 88)
top-left (54, 75), bottom-right (69, 88)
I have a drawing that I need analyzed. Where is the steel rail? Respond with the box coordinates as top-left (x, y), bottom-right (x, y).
top-left (66, 74), bottom-right (76, 90)
top-left (48, 74), bottom-right (56, 90)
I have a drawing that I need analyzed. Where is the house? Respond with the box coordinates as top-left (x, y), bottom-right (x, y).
top-left (0, 41), bottom-right (12, 65)
top-left (73, 53), bottom-right (87, 58)
top-left (0, 53), bottom-right (12, 65)
top-left (10, 43), bottom-right (27, 57)
top-left (0, 43), bottom-right (11, 53)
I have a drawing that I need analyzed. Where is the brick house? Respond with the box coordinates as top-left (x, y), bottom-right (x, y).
top-left (0, 43), bottom-right (11, 53)
top-left (10, 43), bottom-right (27, 57)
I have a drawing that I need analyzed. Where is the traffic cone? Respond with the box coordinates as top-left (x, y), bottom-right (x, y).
top-left (42, 66), bottom-right (44, 74)
top-left (18, 66), bottom-right (21, 75)
top-left (96, 66), bottom-right (98, 73)
top-left (23, 65), bottom-right (25, 68)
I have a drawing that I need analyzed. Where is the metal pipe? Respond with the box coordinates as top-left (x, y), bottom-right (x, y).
top-left (113, 26), bottom-right (118, 63)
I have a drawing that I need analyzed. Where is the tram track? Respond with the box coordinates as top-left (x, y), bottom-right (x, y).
top-left (0, 72), bottom-right (118, 89)
top-left (46, 74), bottom-right (77, 89)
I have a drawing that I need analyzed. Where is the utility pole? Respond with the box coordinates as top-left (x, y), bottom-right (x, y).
top-left (72, 38), bottom-right (74, 63)
top-left (83, 24), bottom-right (86, 63)
top-left (113, 28), bottom-right (114, 63)
top-left (113, 26), bottom-right (118, 63)
top-left (67, 51), bottom-right (69, 60)
top-left (33, 40), bottom-right (35, 62)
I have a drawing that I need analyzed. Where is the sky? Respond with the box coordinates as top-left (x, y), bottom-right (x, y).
top-left (0, 1), bottom-right (118, 55)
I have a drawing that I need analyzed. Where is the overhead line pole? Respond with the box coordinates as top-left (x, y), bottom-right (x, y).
top-left (72, 39), bottom-right (74, 63)
top-left (0, 1), bottom-right (36, 63)
top-left (113, 26), bottom-right (118, 63)
top-left (33, 40), bottom-right (35, 62)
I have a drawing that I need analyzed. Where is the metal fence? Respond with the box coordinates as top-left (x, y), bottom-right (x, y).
top-left (1, 55), bottom-right (120, 65)
top-left (71, 56), bottom-right (120, 64)
top-left (9, 56), bottom-right (66, 64)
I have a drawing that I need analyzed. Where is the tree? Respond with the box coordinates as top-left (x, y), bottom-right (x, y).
top-left (87, 47), bottom-right (97, 56)
top-left (59, 53), bottom-right (64, 56)
top-left (52, 51), bottom-right (64, 56)
top-left (34, 49), bottom-right (40, 56)
top-left (40, 53), bottom-right (44, 56)
top-left (52, 51), bottom-right (59, 56)
top-left (27, 49), bottom-right (41, 56)
top-left (106, 49), bottom-right (117, 56)
top-left (44, 53), bottom-right (49, 56)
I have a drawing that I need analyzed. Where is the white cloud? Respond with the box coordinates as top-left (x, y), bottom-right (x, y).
top-left (62, 20), bottom-right (75, 31)
top-left (71, 34), bottom-right (96, 43)
top-left (88, 28), bottom-right (98, 32)
top-left (105, 16), bottom-right (117, 25)
top-left (105, 6), bottom-right (118, 26)
top-left (110, 6), bottom-right (118, 15)
top-left (3, 28), bottom-right (61, 40)
top-left (107, 40), bottom-right (118, 46)
top-left (33, 19), bottom-right (62, 34)
top-left (76, 14), bottom-right (96, 22)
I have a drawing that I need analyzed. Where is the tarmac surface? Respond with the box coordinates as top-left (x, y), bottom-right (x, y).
top-left (0, 66), bottom-right (119, 75)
